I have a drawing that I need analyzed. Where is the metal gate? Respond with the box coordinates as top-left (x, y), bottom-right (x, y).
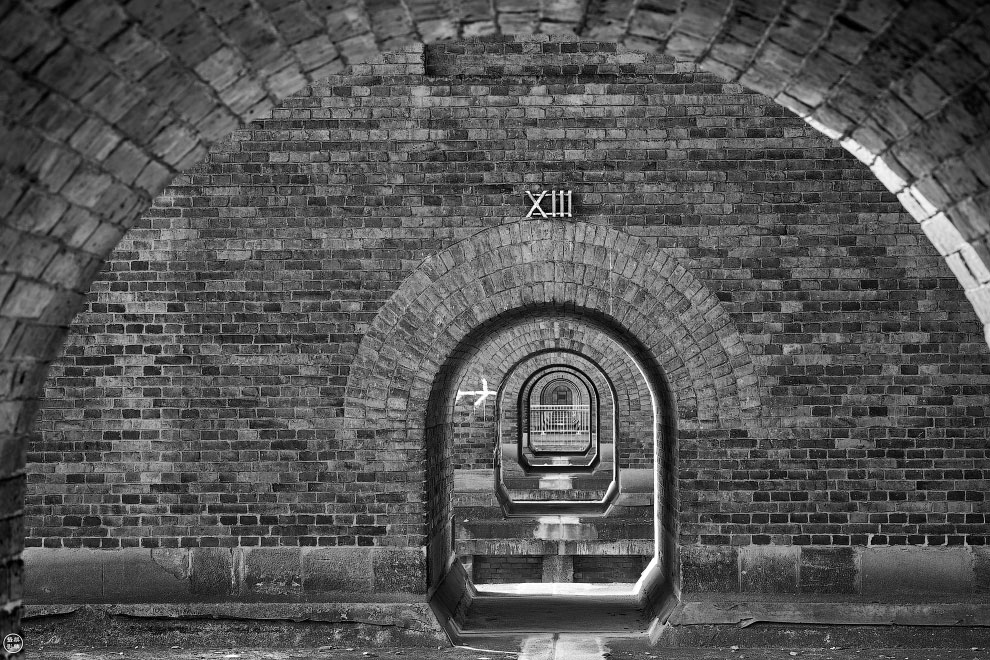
top-left (528, 404), bottom-right (591, 452)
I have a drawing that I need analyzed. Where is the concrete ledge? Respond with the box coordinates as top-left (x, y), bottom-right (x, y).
top-left (21, 602), bottom-right (447, 648)
top-left (456, 539), bottom-right (655, 555)
top-left (455, 468), bottom-right (652, 505)
top-left (614, 469), bottom-right (654, 507)
top-left (23, 547), bottom-right (427, 603)
top-left (25, 602), bottom-right (443, 625)
top-left (861, 546), bottom-right (977, 596)
top-left (655, 621), bottom-right (990, 650)
top-left (668, 600), bottom-right (990, 627)
top-left (655, 596), bottom-right (990, 649)
top-left (455, 470), bottom-right (496, 492)
top-left (681, 545), bottom-right (990, 597)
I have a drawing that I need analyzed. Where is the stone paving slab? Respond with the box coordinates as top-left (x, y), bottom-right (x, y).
top-left (607, 643), bottom-right (990, 660)
top-left (21, 645), bottom-right (990, 660)
top-left (24, 647), bottom-right (486, 660)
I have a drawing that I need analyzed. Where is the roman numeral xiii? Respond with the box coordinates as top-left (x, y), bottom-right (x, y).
top-left (525, 190), bottom-right (573, 218)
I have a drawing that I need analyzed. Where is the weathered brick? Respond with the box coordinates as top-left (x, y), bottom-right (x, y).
top-left (60, 0), bottom-right (128, 48)
top-left (0, 7), bottom-right (62, 68)
top-left (1, 281), bottom-right (55, 320)
top-left (194, 48), bottom-right (246, 92)
top-left (0, 29), bottom-right (983, 615)
top-left (35, 44), bottom-right (111, 102)
top-left (67, 118), bottom-right (123, 162)
top-left (103, 25), bottom-right (169, 79)
top-left (8, 189), bottom-right (69, 236)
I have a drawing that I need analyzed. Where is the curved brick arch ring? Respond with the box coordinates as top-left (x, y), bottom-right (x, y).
top-left (448, 319), bottom-right (656, 470)
top-left (345, 221), bottom-right (763, 431)
top-left (344, 220), bottom-right (763, 590)
top-left (496, 348), bottom-right (618, 483)
top-left (410, 304), bottom-right (677, 592)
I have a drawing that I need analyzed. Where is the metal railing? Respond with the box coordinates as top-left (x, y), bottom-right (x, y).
top-left (528, 404), bottom-right (591, 452)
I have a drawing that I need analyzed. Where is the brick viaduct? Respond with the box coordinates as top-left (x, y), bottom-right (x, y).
top-left (2, 0), bottom-right (990, 645)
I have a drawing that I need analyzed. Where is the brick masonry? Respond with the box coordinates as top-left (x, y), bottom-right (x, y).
top-left (473, 556), bottom-right (543, 584)
top-left (452, 321), bottom-right (654, 471)
top-left (573, 555), bottom-right (652, 583)
top-left (23, 40), bottom-right (990, 608)
top-left (4, 0), bottom-right (990, 640)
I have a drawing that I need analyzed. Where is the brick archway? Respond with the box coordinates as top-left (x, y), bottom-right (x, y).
top-left (345, 221), bottom-right (762, 430)
top-left (448, 317), bottom-right (655, 472)
top-left (3, 0), bottom-right (990, 636)
top-left (343, 220), bottom-right (761, 592)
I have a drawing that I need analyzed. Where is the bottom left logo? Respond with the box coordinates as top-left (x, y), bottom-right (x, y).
top-left (2, 633), bottom-right (24, 654)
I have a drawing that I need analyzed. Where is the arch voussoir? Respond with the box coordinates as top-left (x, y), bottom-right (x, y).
top-left (346, 221), bottom-right (764, 448)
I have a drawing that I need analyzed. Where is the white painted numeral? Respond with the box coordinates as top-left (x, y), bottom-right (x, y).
top-left (525, 190), bottom-right (572, 218)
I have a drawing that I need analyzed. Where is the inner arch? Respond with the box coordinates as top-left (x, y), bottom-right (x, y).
top-left (423, 304), bottom-right (678, 633)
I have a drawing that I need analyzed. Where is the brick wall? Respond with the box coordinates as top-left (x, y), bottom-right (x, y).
top-left (573, 556), bottom-right (652, 583)
top-left (28, 39), bottom-right (990, 597)
top-left (473, 556), bottom-right (543, 584)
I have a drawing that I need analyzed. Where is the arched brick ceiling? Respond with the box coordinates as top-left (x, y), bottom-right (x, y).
top-left (3, 0), bottom-right (990, 637)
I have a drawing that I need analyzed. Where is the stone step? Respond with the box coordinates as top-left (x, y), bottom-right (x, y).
top-left (454, 538), bottom-right (655, 555)
top-left (517, 633), bottom-right (610, 660)
top-left (454, 518), bottom-right (654, 541)
top-left (460, 593), bottom-right (648, 634)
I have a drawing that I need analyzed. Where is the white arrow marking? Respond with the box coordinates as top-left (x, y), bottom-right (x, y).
top-left (456, 378), bottom-right (495, 407)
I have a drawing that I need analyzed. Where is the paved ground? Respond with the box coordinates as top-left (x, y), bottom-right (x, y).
top-left (463, 593), bottom-right (646, 633)
top-left (22, 642), bottom-right (990, 660)
top-left (19, 584), bottom-right (990, 659)
top-left (608, 642), bottom-right (990, 660)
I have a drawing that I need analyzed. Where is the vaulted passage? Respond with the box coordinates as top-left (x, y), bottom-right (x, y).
top-left (4, 5), bottom-right (990, 652)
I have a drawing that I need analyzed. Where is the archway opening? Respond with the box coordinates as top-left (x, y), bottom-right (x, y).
top-left (515, 361), bottom-right (603, 473)
top-left (424, 305), bottom-right (678, 638)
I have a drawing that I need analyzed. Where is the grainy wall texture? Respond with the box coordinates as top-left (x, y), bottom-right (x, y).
top-left (23, 40), bottom-right (990, 606)
top-left (5, 0), bottom-right (990, 642)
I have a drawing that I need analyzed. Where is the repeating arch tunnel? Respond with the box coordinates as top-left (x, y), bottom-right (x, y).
top-left (449, 316), bottom-right (657, 472)
top-left (3, 0), bottom-right (990, 636)
top-left (447, 321), bottom-right (658, 579)
top-left (342, 220), bottom-right (762, 595)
